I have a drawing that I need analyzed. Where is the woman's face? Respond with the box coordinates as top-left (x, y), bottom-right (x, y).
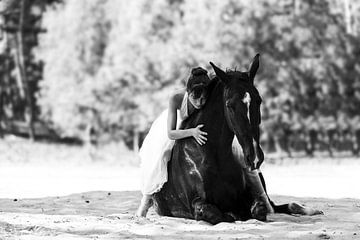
top-left (188, 92), bottom-right (207, 109)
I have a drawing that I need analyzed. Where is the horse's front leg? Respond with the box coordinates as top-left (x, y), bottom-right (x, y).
top-left (192, 198), bottom-right (235, 224)
top-left (258, 172), bottom-right (323, 216)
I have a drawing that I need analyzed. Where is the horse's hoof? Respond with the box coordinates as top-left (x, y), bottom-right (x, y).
top-left (311, 209), bottom-right (324, 215)
top-left (289, 202), bottom-right (323, 216)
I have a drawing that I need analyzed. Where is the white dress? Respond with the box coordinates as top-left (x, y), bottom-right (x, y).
top-left (139, 92), bottom-right (189, 195)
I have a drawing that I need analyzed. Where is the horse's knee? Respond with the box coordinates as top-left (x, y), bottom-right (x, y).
top-left (193, 201), bottom-right (235, 224)
top-left (251, 201), bottom-right (267, 221)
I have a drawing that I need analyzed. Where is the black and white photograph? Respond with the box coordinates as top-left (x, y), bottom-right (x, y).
top-left (0, 0), bottom-right (359, 239)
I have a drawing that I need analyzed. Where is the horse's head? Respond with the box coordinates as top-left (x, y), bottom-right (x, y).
top-left (210, 54), bottom-right (264, 169)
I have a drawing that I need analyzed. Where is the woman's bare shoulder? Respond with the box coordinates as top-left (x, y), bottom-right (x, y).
top-left (169, 88), bottom-right (186, 109)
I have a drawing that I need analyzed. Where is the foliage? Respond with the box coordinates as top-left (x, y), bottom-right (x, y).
top-left (1, 0), bottom-right (359, 154)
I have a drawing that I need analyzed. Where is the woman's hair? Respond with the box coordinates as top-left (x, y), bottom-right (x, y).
top-left (186, 67), bottom-right (210, 99)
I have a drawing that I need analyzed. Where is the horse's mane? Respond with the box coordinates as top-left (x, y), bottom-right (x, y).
top-left (207, 76), bottom-right (221, 97)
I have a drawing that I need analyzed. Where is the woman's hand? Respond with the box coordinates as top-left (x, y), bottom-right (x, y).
top-left (192, 124), bottom-right (208, 145)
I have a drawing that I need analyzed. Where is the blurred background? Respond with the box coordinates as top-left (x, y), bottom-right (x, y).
top-left (0, 0), bottom-right (359, 199)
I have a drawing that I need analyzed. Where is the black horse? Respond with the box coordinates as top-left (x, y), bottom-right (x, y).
top-left (153, 54), bottom-right (322, 224)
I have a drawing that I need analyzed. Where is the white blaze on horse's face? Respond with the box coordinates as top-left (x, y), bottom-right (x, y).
top-left (242, 92), bottom-right (251, 119)
top-left (242, 92), bottom-right (251, 104)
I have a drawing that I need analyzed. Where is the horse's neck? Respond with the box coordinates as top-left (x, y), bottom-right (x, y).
top-left (203, 82), bottom-right (234, 151)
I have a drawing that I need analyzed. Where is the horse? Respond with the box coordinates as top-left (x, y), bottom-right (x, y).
top-left (153, 54), bottom-right (322, 224)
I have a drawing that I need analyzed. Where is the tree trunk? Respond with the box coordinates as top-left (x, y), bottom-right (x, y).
top-left (344, 0), bottom-right (353, 34)
top-left (133, 130), bottom-right (140, 153)
top-left (16, 0), bottom-right (35, 141)
top-left (0, 71), bottom-right (3, 138)
top-left (0, 13), bottom-right (6, 54)
top-left (293, 0), bottom-right (300, 16)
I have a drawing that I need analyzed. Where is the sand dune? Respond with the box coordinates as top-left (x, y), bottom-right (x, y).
top-left (0, 191), bottom-right (359, 239)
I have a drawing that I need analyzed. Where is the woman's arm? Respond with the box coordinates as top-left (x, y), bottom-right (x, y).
top-left (167, 94), bottom-right (207, 145)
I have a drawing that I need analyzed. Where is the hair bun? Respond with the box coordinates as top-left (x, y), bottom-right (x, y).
top-left (191, 67), bottom-right (207, 76)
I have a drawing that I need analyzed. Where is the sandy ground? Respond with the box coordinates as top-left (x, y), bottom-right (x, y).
top-left (1, 138), bottom-right (360, 239)
top-left (0, 161), bottom-right (360, 239)
top-left (0, 191), bottom-right (359, 240)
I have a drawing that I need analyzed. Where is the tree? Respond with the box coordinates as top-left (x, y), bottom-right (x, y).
top-left (35, 0), bottom-right (360, 155)
top-left (0, 0), bottom-right (59, 140)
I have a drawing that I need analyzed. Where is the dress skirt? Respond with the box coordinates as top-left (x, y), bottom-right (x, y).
top-left (139, 109), bottom-right (182, 195)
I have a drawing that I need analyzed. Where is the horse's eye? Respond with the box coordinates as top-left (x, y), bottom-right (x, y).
top-left (226, 100), bottom-right (234, 109)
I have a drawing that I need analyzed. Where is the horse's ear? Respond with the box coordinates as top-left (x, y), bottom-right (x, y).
top-left (210, 62), bottom-right (229, 84)
top-left (248, 53), bottom-right (260, 83)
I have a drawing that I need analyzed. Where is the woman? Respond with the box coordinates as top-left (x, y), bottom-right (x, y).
top-left (136, 67), bottom-right (210, 217)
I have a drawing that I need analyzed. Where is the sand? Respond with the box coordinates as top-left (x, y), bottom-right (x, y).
top-left (0, 191), bottom-right (359, 240)
top-left (1, 144), bottom-right (360, 240)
